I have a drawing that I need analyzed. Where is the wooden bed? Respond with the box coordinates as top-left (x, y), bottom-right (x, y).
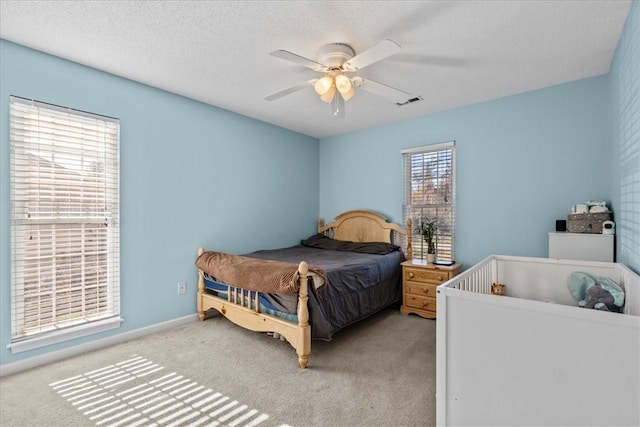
top-left (196, 210), bottom-right (412, 368)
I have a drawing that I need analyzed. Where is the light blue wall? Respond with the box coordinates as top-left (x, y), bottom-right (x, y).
top-left (609, 0), bottom-right (640, 273)
top-left (0, 40), bottom-right (320, 365)
top-left (319, 76), bottom-right (611, 267)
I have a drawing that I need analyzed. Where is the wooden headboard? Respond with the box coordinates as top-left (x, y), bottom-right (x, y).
top-left (317, 210), bottom-right (412, 260)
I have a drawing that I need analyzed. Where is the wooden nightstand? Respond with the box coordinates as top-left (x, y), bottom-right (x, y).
top-left (400, 259), bottom-right (462, 319)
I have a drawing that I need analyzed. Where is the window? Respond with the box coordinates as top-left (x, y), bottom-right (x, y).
top-left (9, 96), bottom-right (120, 353)
top-left (402, 141), bottom-right (455, 261)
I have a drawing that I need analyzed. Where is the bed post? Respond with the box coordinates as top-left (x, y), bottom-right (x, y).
top-left (296, 261), bottom-right (311, 368)
top-left (197, 247), bottom-right (205, 321)
top-left (406, 218), bottom-right (413, 261)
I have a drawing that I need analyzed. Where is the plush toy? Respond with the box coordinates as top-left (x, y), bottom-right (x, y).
top-left (491, 283), bottom-right (505, 295)
top-left (579, 283), bottom-right (618, 312)
top-left (567, 272), bottom-right (625, 313)
top-left (598, 276), bottom-right (625, 311)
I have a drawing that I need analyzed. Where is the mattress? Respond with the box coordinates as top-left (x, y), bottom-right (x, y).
top-left (203, 243), bottom-right (404, 341)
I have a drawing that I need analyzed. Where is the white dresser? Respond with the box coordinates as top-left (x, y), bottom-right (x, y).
top-left (548, 232), bottom-right (614, 262)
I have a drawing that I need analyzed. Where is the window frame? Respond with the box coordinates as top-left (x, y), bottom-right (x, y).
top-left (9, 96), bottom-right (121, 353)
top-left (402, 141), bottom-right (456, 261)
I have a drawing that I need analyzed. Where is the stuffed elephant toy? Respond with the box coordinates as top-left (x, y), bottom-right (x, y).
top-left (579, 283), bottom-right (619, 312)
top-left (568, 272), bottom-right (625, 313)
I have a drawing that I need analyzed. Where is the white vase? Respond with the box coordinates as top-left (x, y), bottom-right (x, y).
top-left (426, 253), bottom-right (436, 263)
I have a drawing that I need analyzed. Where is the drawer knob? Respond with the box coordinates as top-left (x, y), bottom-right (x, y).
top-left (438, 275), bottom-right (443, 281)
top-left (408, 272), bottom-right (414, 278)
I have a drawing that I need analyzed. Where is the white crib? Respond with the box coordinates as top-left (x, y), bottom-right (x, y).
top-left (436, 255), bottom-right (640, 426)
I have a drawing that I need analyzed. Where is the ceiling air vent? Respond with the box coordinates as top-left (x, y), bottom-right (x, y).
top-left (396, 96), bottom-right (423, 106)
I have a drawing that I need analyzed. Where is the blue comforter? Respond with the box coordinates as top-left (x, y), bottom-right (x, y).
top-left (203, 243), bottom-right (404, 341)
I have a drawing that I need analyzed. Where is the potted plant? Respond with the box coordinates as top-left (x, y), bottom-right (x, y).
top-left (416, 218), bottom-right (437, 263)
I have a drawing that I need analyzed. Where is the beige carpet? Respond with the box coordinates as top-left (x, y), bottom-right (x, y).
top-left (0, 308), bottom-right (436, 427)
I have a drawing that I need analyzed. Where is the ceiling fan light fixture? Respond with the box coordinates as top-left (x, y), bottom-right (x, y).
top-left (320, 85), bottom-right (336, 103)
top-left (314, 76), bottom-right (334, 96)
top-left (340, 87), bottom-right (355, 101)
top-left (335, 74), bottom-right (352, 93)
top-left (266, 39), bottom-right (406, 119)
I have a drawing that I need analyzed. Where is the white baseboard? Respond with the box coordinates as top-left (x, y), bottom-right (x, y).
top-left (0, 314), bottom-right (199, 377)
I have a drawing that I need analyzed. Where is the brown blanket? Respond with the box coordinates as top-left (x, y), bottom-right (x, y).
top-left (196, 251), bottom-right (327, 294)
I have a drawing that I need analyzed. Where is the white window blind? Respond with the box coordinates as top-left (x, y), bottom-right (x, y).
top-left (402, 141), bottom-right (456, 261)
top-left (10, 96), bottom-right (120, 352)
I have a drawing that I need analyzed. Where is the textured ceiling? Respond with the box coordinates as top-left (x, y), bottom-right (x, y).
top-left (0, 1), bottom-right (632, 139)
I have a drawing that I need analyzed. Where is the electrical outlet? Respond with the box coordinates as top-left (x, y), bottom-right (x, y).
top-left (178, 281), bottom-right (186, 295)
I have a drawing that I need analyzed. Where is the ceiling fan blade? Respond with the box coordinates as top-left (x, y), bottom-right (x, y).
top-left (265, 80), bottom-right (316, 101)
top-left (353, 77), bottom-right (412, 104)
top-left (342, 39), bottom-right (401, 72)
top-left (270, 50), bottom-right (328, 72)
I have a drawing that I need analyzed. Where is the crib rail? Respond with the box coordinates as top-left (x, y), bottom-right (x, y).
top-left (441, 255), bottom-right (640, 312)
top-left (441, 255), bottom-right (494, 294)
top-left (619, 263), bottom-right (640, 316)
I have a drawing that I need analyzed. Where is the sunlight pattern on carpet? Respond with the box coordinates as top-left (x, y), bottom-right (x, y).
top-left (49, 355), bottom-right (289, 427)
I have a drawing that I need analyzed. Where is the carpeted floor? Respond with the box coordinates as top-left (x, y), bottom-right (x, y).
top-left (0, 308), bottom-right (436, 427)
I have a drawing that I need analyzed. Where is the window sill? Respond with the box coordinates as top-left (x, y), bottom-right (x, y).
top-left (8, 317), bottom-right (123, 354)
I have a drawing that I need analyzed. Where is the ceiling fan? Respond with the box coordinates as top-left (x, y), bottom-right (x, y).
top-left (265, 40), bottom-right (415, 118)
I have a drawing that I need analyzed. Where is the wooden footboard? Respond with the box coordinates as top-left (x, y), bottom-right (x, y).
top-left (197, 247), bottom-right (311, 368)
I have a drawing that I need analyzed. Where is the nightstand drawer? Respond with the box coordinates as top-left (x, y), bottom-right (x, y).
top-left (405, 281), bottom-right (439, 298)
top-left (404, 267), bottom-right (450, 284)
top-left (401, 260), bottom-right (461, 319)
top-left (405, 294), bottom-right (436, 312)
